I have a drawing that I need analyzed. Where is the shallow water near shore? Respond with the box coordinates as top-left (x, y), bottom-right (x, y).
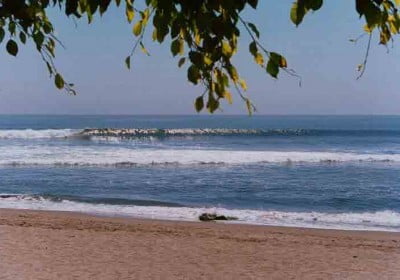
top-left (0, 115), bottom-right (400, 231)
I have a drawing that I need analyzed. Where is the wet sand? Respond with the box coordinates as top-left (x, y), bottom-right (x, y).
top-left (0, 208), bottom-right (399, 279)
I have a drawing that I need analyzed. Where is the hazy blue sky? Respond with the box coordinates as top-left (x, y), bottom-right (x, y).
top-left (1, 0), bottom-right (399, 115)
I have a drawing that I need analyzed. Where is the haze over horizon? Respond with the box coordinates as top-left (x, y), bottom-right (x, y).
top-left (1, 0), bottom-right (400, 115)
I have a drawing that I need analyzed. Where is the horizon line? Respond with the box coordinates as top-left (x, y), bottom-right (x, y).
top-left (1, 113), bottom-right (400, 117)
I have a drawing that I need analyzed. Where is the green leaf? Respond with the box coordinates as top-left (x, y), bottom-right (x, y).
top-left (19, 32), bottom-right (26, 44)
top-left (356, 0), bottom-right (367, 16)
top-left (380, 27), bottom-right (391, 45)
top-left (267, 59), bottom-right (279, 78)
top-left (99, 0), bottom-right (111, 15)
top-left (308, 0), bottom-right (323, 11)
top-left (290, 2), bottom-right (306, 26)
top-left (195, 96), bottom-right (204, 112)
top-left (207, 95), bottom-right (219, 113)
top-left (0, 28), bottom-right (5, 43)
top-left (239, 79), bottom-right (247, 91)
top-left (270, 52), bottom-right (287, 68)
top-left (66, 0), bottom-right (78, 16)
top-left (33, 32), bottom-right (45, 49)
top-left (133, 21), bottom-right (143, 36)
top-left (6, 40), bottom-right (18, 56)
top-left (171, 39), bottom-right (182, 56)
top-left (152, 29), bottom-right (158, 41)
top-left (55, 73), bottom-right (65, 89)
top-left (227, 64), bottom-right (239, 82)
top-left (140, 42), bottom-right (150, 56)
top-left (223, 90), bottom-right (233, 104)
top-left (203, 56), bottom-right (213, 66)
top-left (187, 65), bottom-right (200, 84)
top-left (245, 98), bottom-right (253, 116)
top-left (125, 56), bottom-right (131, 69)
top-left (126, 4), bottom-right (134, 23)
top-left (222, 41), bottom-right (233, 57)
top-left (280, 56), bottom-right (288, 68)
top-left (364, 2), bottom-right (381, 29)
top-left (8, 21), bottom-right (16, 35)
top-left (155, 24), bottom-right (169, 43)
top-left (247, 0), bottom-right (258, 9)
top-left (43, 22), bottom-right (53, 34)
top-left (86, 7), bottom-right (94, 23)
top-left (189, 51), bottom-right (203, 66)
top-left (249, 41), bottom-right (258, 56)
top-left (254, 53), bottom-right (264, 65)
top-left (247, 22), bottom-right (260, 38)
top-left (178, 57), bottom-right (186, 68)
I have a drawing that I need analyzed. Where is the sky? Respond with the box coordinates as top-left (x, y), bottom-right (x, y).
top-left (1, 0), bottom-right (400, 115)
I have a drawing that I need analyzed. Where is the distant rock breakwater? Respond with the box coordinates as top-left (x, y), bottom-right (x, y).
top-left (77, 128), bottom-right (272, 138)
top-left (78, 128), bottom-right (305, 138)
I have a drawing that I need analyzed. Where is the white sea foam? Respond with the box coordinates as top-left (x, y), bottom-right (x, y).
top-left (0, 129), bottom-right (78, 139)
top-left (0, 194), bottom-right (399, 231)
top-left (0, 144), bottom-right (399, 166)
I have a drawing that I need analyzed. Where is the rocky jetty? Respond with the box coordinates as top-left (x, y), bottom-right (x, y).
top-left (78, 128), bottom-right (263, 138)
top-left (76, 128), bottom-right (309, 139)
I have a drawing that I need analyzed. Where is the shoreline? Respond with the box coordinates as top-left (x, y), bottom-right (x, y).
top-left (2, 207), bottom-right (400, 234)
top-left (1, 206), bottom-right (400, 234)
top-left (1, 208), bottom-right (399, 279)
top-left (1, 196), bottom-right (399, 232)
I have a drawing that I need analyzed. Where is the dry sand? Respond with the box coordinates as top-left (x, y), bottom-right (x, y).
top-left (0, 208), bottom-right (399, 280)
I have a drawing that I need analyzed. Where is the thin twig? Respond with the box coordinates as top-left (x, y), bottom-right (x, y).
top-left (356, 33), bottom-right (372, 80)
top-left (128, 8), bottom-right (155, 57)
top-left (237, 14), bottom-right (302, 83)
top-left (349, 33), bottom-right (367, 44)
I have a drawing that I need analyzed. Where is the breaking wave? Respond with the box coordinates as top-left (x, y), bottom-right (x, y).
top-left (1, 194), bottom-right (399, 231)
top-left (0, 129), bottom-right (78, 139)
top-left (1, 146), bottom-right (400, 167)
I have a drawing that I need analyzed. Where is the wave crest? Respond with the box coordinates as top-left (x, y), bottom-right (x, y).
top-left (0, 129), bottom-right (78, 139)
top-left (1, 148), bottom-right (399, 167)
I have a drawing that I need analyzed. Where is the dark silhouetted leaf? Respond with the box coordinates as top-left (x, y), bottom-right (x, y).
top-left (6, 40), bottom-right (18, 56)
top-left (55, 73), bottom-right (65, 89)
top-left (125, 56), bottom-right (131, 69)
top-left (195, 96), bottom-right (204, 112)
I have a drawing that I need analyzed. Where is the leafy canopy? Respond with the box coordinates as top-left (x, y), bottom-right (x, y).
top-left (1, 0), bottom-right (399, 113)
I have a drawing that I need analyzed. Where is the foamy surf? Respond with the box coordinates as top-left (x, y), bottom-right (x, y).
top-left (0, 194), bottom-right (399, 232)
top-left (0, 129), bottom-right (79, 139)
top-left (0, 145), bottom-right (400, 167)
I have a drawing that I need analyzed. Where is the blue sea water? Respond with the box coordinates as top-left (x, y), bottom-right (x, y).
top-left (0, 115), bottom-right (399, 231)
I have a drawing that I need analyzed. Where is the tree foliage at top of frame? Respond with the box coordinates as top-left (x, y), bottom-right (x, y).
top-left (0, 0), bottom-right (399, 113)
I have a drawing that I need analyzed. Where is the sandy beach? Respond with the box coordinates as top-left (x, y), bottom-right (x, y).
top-left (0, 209), bottom-right (399, 279)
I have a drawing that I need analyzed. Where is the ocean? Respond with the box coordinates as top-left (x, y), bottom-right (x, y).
top-left (0, 115), bottom-right (399, 231)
